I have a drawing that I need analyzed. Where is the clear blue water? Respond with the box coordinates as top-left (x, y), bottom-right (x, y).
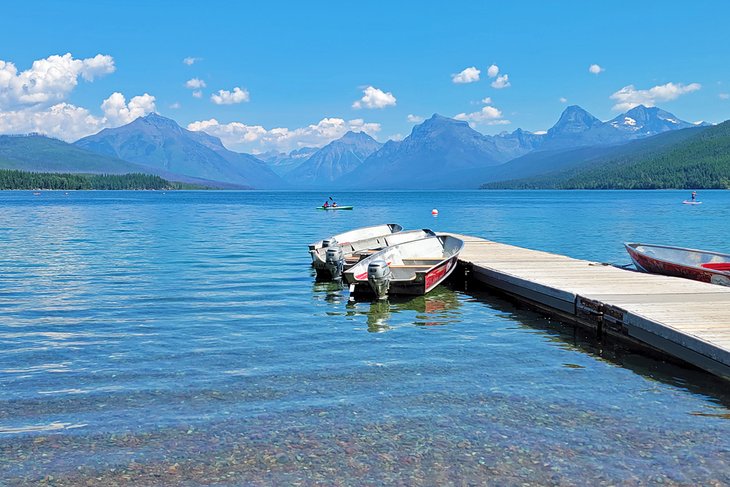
top-left (0, 190), bottom-right (728, 485)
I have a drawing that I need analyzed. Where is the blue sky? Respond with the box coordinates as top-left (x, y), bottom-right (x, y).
top-left (1, 0), bottom-right (729, 152)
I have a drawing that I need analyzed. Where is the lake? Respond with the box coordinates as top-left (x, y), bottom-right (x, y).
top-left (0, 189), bottom-right (728, 485)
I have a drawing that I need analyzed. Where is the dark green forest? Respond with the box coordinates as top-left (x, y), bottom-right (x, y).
top-left (483, 120), bottom-right (730, 189)
top-left (0, 170), bottom-right (202, 190)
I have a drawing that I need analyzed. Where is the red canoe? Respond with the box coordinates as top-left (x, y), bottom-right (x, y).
top-left (625, 242), bottom-right (730, 286)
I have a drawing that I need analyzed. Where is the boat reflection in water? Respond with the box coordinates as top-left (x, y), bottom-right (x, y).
top-left (347, 287), bottom-right (462, 333)
top-left (311, 277), bottom-right (347, 304)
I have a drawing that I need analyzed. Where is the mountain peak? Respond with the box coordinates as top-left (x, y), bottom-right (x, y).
top-left (287, 129), bottom-right (383, 186)
top-left (608, 105), bottom-right (692, 134)
top-left (548, 105), bottom-right (602, 136)
top-left (138, 112), bottom-right (180, 128)
top-left (415, 114), bottom-right (470, 134)
top-left (623, 105), bottom-right (672, 120)
top-left (74, 113), bottom-right (284, 188)
top-left (425, 113), bottom-right (465, 124)
top-left (339, 130), bottom-right (376, 143)
top-left (559, 105), bottom-right (599, 120)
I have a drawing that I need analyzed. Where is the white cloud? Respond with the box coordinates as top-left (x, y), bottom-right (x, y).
top-left (78, 54), bottom-right (116, 81)
top-left (454, 104), bottom-right (510, 125)
top-left (589, 64), bottom-right (604, 75)
top-left (0, 103), bottom-right (103, 141)
top-left (352, 86), bottom-right (396, 109)
top-left (481, 97), bottom-right (492, 104)
top-left (452, 66), bottom-right (480, 84)
top-left (0, 53), bottom-right (115, 109)
top-left (0, 53), bottom-right (158, 141)
top-left (192, 90), bottom-right (203, 98)
top-left (185, 78), bottom-right (206, 89)
top-left (183, 57), bottom-right (201, 66)
top-left (720, 93), bottom-right (730, 100)
top-left (188, 117), bottom-right (382, 152)
top-left (0, 91), bottom-right (155, 141)
top-left (559, 97), bottom-right (568, 103)
top-left (101, 92), bottom-right (156, 125)
top-left (610, 82), bottom-right (702, 111)
top-left (211, 86), bottom-right (250, 105)
top-left (487, 64), bottom-right (499, 78)
top-left (169, 102), bottom-right (181, 109)
top-left (491, 74), bottom-right (510, 89)
top-left (407, 114), bottom-right (424, 123)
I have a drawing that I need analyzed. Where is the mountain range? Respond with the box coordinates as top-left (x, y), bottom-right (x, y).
top-left (0, 133), bottom-right (241, 188)
top-left (75, 113), bottom-right (284, 189)
top-left (338, 105), bottom-right (704, 189)
top-left (483, 120), bottom-right (730, 189)
top-left (288, 131), bottom-right (382, 187)
top-left (0, 105), bottom-right (715, 189)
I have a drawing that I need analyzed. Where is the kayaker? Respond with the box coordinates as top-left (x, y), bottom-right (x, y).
top-left (691, 191), bottom-right (697, 201)
top-left (323, 201), bottom-right (329, 208)
top-left (332, 201), bottom-right (338, 207)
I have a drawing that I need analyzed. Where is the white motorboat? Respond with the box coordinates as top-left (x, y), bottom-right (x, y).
top-left (343, 235), bottom-right (464, 299)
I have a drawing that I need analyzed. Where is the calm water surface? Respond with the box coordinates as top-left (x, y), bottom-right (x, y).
top-left (0, 190), bottom-right (729, 485)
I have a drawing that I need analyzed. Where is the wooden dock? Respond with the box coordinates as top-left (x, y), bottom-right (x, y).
top-left (452, 234), bottom-right (730, 380)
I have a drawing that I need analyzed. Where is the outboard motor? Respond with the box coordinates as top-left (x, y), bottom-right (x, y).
top-left (367, 259), bottom-right (392, 300)
top-left (325, 245), bottom-right (345, 279)
top-left (322, 237), bottom-right (337, 249)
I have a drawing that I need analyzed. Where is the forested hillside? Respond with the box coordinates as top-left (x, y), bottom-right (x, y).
top-left (482, 121), bottom-right (730, 189)
top-left (0, 170), bottom-right (201, 190)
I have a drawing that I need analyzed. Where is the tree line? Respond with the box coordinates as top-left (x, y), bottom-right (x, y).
top-left (0, 170), bottom-right (203, 190)
top-left (482, 120), bottom-right (730, 190)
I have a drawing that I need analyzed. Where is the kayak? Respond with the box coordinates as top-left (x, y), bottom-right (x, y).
top-left (682, 201), bottom-right (702, 205)
top-left (317, 206), bottom-right (353, 210)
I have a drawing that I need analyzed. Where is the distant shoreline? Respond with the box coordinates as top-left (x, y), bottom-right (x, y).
top-left (0, 169), bottom-right (208, 191)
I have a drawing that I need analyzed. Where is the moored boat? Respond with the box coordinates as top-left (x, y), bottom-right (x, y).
top-left (309, 224), bottom-right (403, 278)
top-left (625, 242), bottom-right (730, 286)
top-left (313, 228), bottom-right (436, 280)
top-left (343, 235), bottom-right (464, 299)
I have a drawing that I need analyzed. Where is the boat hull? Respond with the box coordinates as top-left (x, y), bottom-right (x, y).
top-left (345, 235), bottom-right (464, 298)
top-left (316, 206), bottom-right (353, 210)
top-left (625, 243), bottom-right (730, 286)
top-left (349, 254), bottom-right (460, 297)
top-left (311, 228), bottom-right (434, 280)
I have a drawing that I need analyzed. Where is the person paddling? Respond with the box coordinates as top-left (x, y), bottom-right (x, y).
top-left (691, 191), bottom-right (697, 202)
top-left (323, 200), bottom-right (329, 208)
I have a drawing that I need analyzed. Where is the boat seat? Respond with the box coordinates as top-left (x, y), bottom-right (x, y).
top-left (701, 262), bottom-right (730, 271)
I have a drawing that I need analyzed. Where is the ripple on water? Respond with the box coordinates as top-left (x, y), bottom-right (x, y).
top-left (0, 190), bottom-right (729, 485)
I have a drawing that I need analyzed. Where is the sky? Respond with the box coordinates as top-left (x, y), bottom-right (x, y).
top-left (1, 0), bottom-right (729, 153)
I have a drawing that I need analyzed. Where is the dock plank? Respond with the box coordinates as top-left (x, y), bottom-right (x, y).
top-left (453, 233), bottom-right (730, 380)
